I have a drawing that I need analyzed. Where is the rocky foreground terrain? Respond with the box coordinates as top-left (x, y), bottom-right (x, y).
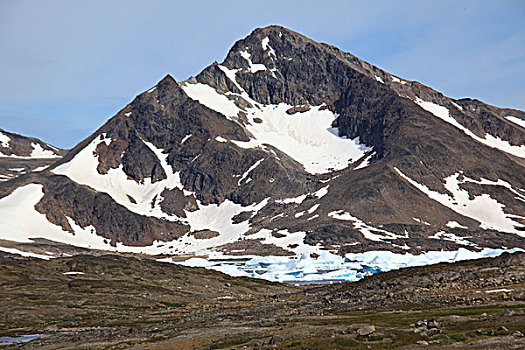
top-left (0, 250), bottom-right (524, 349)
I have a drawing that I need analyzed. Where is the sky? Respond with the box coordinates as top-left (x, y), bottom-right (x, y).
top-left (1, 0), bottom-right (524, 148)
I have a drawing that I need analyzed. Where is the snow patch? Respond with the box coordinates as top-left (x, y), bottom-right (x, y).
top-left (391, 76), bottom-right (406, 84)
top-left (30, 143), bottom-right (59, 158)
top-left (186, 69), bottom-right (372, 174)
top-left (506, 116), bottom-right (525, 129)
top-left (32, 165), bottom-right (49, 172)
top-left (374, 75), bottom-right (384, 84)
top-left (395, 168), bottom-right (525, 235)
top-left (353, 152), bottom-right (375, 170)
top-left (0, 246), bottom-right (53, 260)
top-left (181, 134), bottom-right (192, 144)
top-left (239, 50), bottom-right (267, 73)
top-left (415, 98), bottom-right (525, 158)
top-left (173, 198), bottom-right (270, 255)
top-left (0, 132), bottom-right (10, 148)
top-left (249, 229), bottom-right (323, 256)
top-left (181, 83), bottom-right (240, 120)
top-left (450, 102), bottom-right (463, 111)
top-left (276, 194), bottom-right (307, 205)
top-left (413, 217), bottom-right (431, 225)
top-left (429, 231), bottom-right (476, 246)
top-left (446, 221), bottom-right (468, 229)
top-left (238, 158), bottom-right (264, 185)
top-left (261, 37), bottom-right (276, 58)
top-left (328, 210), bottom-right (402, 241)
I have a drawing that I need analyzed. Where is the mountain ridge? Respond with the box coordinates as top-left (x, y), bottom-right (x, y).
top-left (0, 128), bottom-right (65, 184)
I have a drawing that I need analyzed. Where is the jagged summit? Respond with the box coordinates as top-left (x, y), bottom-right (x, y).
top-left (0, 26), bottom-right (524, 257)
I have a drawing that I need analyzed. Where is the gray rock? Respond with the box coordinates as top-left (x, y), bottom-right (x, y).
top-left (427, 319), bottom-right (440, 329)
top-left (501, 309), bottom-right (515, 317)
top-left (357, 325), bottom-right (375, 336)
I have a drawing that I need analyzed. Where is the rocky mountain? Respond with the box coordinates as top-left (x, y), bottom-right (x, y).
top-left (0, 128), bottom-right (64, 183)
top-left (0, 25), bottom-right (524, 256)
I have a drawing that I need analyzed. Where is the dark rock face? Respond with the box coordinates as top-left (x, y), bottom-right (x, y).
top-left (1, 25), bottom-right (524, 253)
top-left (35, 176), bottom-right (187, 246)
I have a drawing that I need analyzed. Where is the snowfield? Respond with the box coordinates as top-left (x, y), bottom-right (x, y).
top-left (182, 67), bottom-right (372, 174)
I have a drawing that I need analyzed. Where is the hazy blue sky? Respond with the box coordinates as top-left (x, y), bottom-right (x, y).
top-left (1, 0), bottom-right (524, 148)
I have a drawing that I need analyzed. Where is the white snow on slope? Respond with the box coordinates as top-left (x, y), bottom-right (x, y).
top-left (276, 185), bottom-right (329, 205)
top-left (52, 134), bottom-right (197, 222)
top-left (429, 231), bottom-right (476, 246)
top-left (450, 101), bottom-right (463, 111)
top-left (239, 50), bottom-right (267, 73)
top-left (446, 221), bottom-right (468, 229)
top-left (238, 158), bottom-right (264, 185)
top-left (181, 83), bottom-right (240, 120)
top-left (32, 165), bottom-right (49, 172)
top-left (234, 104), bottom-right (371, 174)
top-left (395, 168), bottom-right (525, 235)
top-left (353, 152), bottom-right (375, 170)
top-left (0, 132), bottom-right (10, 148)
top-left (506, 116), bottom-right (525, 129)
top-left (182, 68), bottom-right (372, 174)
top-left (0, 184), bottom-right (113, 250)
top-left (391, 76), bottom-right (406, 84)
top-left (413, 217), bottom-right (431, 225)
top-left (313, 185), bottom-right (329, 198)
top-left (50, 132), bottom-right (279, 253)
top-left (171, 198), bottom-right (270, 255)
top-left (276, 194), bottom-right (307, 204)
top-left (30, 143), bottom-right (60, 158)
top-left (249, 229), bottom-right (323, 256)
top-left (0, 246), bottom-right (53, 260)
top-left (415, 98), bottom-right (525, 158)
top-left (261, 37), bottom-right (270, 50)
top-left (0, 183), bottom-right (273, 256)
top-left (0, 141), bottom-right (60, 159)
top-left (375, 75), bottom-right (384, 84)
top-left (328, 210), bottom-right (402, 241)
top-left (261, 37), bottom-right (276, 57)
top-left (473, 177), bottom-right (525, 203)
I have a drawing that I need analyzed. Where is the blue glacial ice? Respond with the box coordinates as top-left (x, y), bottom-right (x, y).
top-left (158, 248), bottom-right (522, 284)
